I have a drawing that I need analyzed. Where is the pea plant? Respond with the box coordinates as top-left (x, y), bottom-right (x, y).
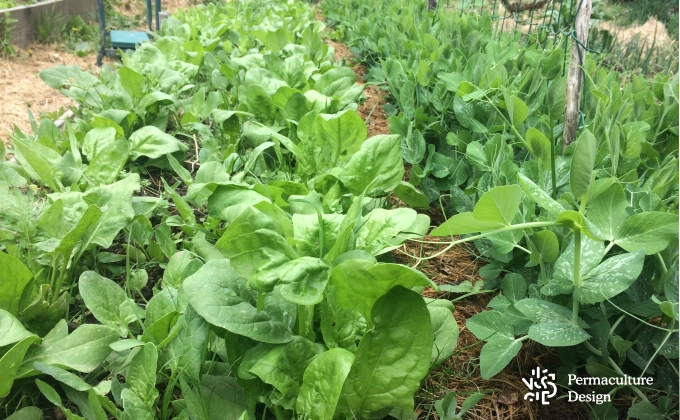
top-left (0, 0), bottom-right (460, 419)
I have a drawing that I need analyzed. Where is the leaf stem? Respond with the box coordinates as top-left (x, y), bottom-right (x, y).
top-left (415, 221), bottom-right (560, 261)
top-left (298, 305), bottom-right (314, 340)
top-left (51, 256), bottom-right (69, 304)
top-left (572, 229), bottom-right (582, 326)
top-left (655, 252), bottom-right (668, 276)
top-left (256, 292), bottom-right (266, 313)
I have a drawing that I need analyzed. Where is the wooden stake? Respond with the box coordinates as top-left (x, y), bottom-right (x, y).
top-left (562, 0), bottom-right (592, 150)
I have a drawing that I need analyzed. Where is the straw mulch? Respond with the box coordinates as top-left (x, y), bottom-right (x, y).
top-left (1, 0), bottom-right (196, 146)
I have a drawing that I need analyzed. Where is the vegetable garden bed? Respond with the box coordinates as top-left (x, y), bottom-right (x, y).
top-left (0, 0), bottom-right (677, 419)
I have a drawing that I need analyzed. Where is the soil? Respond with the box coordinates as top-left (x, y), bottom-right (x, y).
top-left (0, 0), bottom-right (195, 145)
top-left (316, 8), bottom-right (391, 137)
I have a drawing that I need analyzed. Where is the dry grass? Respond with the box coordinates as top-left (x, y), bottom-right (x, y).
top-left (0, 45), bottom-right (97, 144)
top-left (1, 0), bottom-right (195, 145)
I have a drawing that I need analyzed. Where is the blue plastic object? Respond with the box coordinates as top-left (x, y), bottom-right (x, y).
top-left (96, 0), bottom-right (160, 66)
top-left (110, 30), bottom-right (150, 50)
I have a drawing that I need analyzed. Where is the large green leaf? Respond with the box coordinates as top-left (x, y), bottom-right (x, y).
top-left (216, 228), bottom-right (298, 292)
top-left (183, 259), bottom-right (294, 344)
top-left (163, 306), bottom-right (208, 382)
top-left (309, 110), bottom-right (367, 172)
top-left (296, 348), bottom-right (355, 420)
top-left (5, 406), bottom-right (43, 420)
top-left (0, 252), bottom-right (33, 315)
top-left (279, 257), bottom-right (331, 305)
top-left (119, 66), bottom-right (146, 101)
top-left (18, 322), bottom-right (118, 378)
top-left (335, 134), bottom-right (404, 195)
top-left (570, 129), bottom-right (597, 200)
top-left (33, 362), bottom-right (91, 391)
top-left (243, 336), bottom-right (320, 410)
top-left (0, 336), bottom-right (40, 398)
top-left (198, 375), bottom-right (248, 419)
top-left (0, 310), bottom-right (34, 347)
top-left (78, 174), bottom-right (140, 250)
top-left (355, 208), bottom-right (418, 254)
top-left (54, 205), bottom-right (103, 258)
top-left (128, 126), bottom-right (187, 160)
top-left (615, 212), bottom-right (679, 255)
top-left (292, 213), bottom-right (343, 258)
top-left (79, 271), bottom-right (142, 336)
top-left (83, 140), bottom-right (130, 184)
top-left (125, 342), bottom-right (158, 404)
top-left (339, 287), bottom-right (432, 416)
top-left (330, 260), bottom-right (435, 323)
top-left (320, 286), bottom-right (367, 351)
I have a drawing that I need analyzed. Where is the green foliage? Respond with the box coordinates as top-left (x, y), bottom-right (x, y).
top-left (323, 0), bottom-right (678, 416)
top-left (0, 1), bottom-right (456, 418)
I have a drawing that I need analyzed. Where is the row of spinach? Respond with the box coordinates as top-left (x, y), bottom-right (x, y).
top-left (321, 0), bottom-right (679, 418)
top-left (0, 1), bottom-right (458, 419)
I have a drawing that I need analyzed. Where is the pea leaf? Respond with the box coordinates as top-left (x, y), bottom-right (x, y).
top-left (518, 173), bottom-right (565, 219)
top-left (526, 128), bottom-right (551, 167)
top-left (577, 250), bottom-right (645, 304)
top-left (530, 230), bottom-right (559, 263)
top-left (501, 273), bottom-right (527, 302)
top-left (615, 212), bottom-right (679, 255)
top-left (527, 322), bottom-right (590, 346)
top-left (570, 129), bottom-right (597, 200)
top-left (473, 185), bottom-right (523, 225)
top-left (586, 183), bottom-right (628, 241)
top-left (466, 311), bottom-right (514, 341)
top-left (479, 337), bottom-right (522, 379)
top-left (430, 212), bottom-right (505, 236)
